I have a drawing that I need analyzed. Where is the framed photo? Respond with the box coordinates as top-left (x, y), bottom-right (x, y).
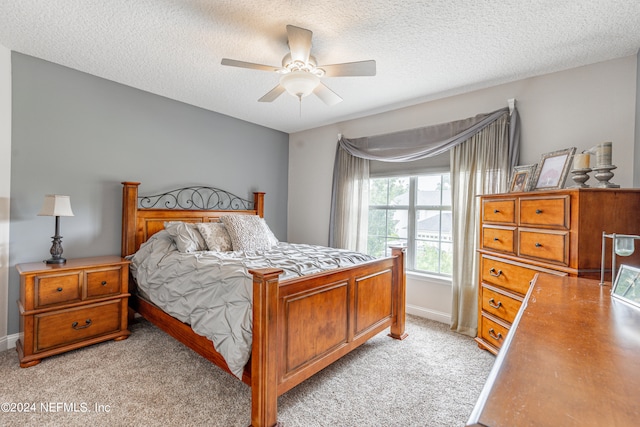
top-left (531, 147), bottom-right (576, 190)
top-left (611, 264), bottom-right (640, 310)
top-left (509, 164), bottom-right (537, 192)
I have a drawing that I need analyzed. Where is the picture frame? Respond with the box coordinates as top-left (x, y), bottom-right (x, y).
top-left (509, 164), bottom-right (537, 192)
top-left (531, 147), bottom-right (577, 190)
top-left (611, 264), bottom-right (640, 310)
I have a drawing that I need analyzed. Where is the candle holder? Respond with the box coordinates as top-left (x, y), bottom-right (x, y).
top-left (569, 168), bottom-right (591, 188)
top-left (592, 164), bottom-right (620, 188)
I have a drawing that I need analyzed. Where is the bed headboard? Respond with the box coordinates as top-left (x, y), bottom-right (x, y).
top-left (121, 182), bottom-right (265, 257)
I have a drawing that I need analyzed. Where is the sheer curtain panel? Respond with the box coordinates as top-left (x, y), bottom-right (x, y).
top-left (328, 145), bottom-right (369, 251)
top-left (450, 114), bottom-right (511, 336)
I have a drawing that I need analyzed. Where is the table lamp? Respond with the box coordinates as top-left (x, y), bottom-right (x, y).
top-left (38, 195), bottom-right (74, 264)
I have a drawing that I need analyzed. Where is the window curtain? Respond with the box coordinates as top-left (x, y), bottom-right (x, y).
top-left (329, 106), bottom-right (517, 249)
top-left (450, 113), bottom-right (512, 337)
top-left (328, 144), bottom-right (369, 252)
top-left (329, 105), bottom-right (519, 336)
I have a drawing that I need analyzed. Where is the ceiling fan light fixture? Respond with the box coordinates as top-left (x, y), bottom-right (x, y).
top-left (280, 70), bottom-right (320, 99)
top-left (221, 25), bottom-right (374, 106)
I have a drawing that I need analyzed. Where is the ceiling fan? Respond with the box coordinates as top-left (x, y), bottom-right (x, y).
top-left (221, 25), bottom-right (376, 106)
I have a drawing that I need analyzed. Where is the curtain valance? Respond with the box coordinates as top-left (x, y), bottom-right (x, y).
top-left (339, 107), bottom-right (517, 164)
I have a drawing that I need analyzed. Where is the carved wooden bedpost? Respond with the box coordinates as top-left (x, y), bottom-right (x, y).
top-left (389, 246), bottom-right (408, 340)
top-left (249, 267), bottom-right (283, 427)
top-left (121, 182), bottom-right (140, 257)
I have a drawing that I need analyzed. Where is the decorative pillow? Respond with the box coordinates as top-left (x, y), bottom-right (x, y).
top-left (220, 215), bottom-right (274, 252)
top-left (260, 218), bottom-right (279, 247)
top-left (195, 222), bottom-right (233, 252)
top-left (164, 221), bottom-right (207, 253)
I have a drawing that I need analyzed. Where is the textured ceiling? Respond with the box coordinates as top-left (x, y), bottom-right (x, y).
top-left (1, 1), bottom-right (639, 133)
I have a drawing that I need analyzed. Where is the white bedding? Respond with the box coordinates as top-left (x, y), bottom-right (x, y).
top-left (129, 230), bottom-right (375, 378)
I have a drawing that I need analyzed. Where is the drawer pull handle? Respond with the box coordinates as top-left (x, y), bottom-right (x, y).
top-left (488, 328), bottom-right (503, 341)
top-left (488, 298), bottom-right (503, 309)
top-left (101, 281), bottom-right (107, 286)
top-left (489, 268), bottom-right (503, 277)
top-left (535, 242), bottom-right (542, 247)
top-left (493, 209), bottom-right (499, 213)
top-left (72, 319), bottom-right (92, 330)
top-left (535, 209), bottom-right (543, 214)
top-left (493, 237), bottom-right (499, 241)
top-left (56, 287), bottom-right (63, 292)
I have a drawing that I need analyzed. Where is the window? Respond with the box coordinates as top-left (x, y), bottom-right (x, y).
top-left (367, 173), bottom-right (452, 277)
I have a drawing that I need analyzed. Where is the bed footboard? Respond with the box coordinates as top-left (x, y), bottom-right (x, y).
top-left (249, 246), bottom-right (406, 427)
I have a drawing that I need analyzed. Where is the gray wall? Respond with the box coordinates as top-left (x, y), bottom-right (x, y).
top-left (8, 52), bottom-right (289, 335)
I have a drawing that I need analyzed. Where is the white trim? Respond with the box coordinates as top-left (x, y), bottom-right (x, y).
top-left (406, 304), bottom-right (451, 324)
top-left (407, 271), bottom-right (452, 286)
top-left (0, 332), bottom-right (18, 351)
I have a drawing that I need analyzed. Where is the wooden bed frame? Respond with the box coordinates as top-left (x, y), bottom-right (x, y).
top-left (121, 182), bottom-right (407, 427)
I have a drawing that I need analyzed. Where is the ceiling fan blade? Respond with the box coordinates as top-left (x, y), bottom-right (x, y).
top-left (221, 58), bottom-right (279, 72)
top-left (314, 83), bottom-right (343, 106)
top-left (286, 25), bottom-right (312, 64)
top-left (258, 85), bottom-right (286, 102)
top-left (319, 60), bottom-right (377, 77)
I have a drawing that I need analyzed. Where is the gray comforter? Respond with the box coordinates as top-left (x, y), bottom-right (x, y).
top-left (129, 230), bottom-right (375, 378)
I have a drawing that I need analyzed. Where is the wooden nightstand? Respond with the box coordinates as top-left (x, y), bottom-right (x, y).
top-left (16, 256), bottom-right (131, 368)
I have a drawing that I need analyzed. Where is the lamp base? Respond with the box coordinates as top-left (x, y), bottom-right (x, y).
top-left (47, 230), bottom-right (66, 265)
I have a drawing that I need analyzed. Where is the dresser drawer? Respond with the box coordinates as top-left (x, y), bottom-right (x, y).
top-left (35, 272), bottom-right (82, 308)
top-left (482, 226), bottom-right (516, 254)
top-left (520, 196), bottom-right (569, 229)
top-left (481, 256), bottom-right (536, 295)
top-left (479, 315), bottom-right (509, 350)
top-left (34, 300), bottom-right (123, 352)
top-left (518, 229), bottom-right (569, 265)
top-left (481, 285), bottom-right (523, 324)
top-left (85, 267), bottom-right (122, 299)
top-left (482, 199), bottom-right (516, 224)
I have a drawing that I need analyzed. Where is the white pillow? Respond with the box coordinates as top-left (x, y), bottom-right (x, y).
top-left (260, 218), bottom-right (279, 247)
top-left (164, 222), bottom-right (207, 253)
top-left (220, 215), bottom-right (275, 252)
top-left (195, 222), bottom-right (233, 252)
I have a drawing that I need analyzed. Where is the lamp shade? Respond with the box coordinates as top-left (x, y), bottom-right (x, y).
top-left (280, 70), bottom-right (320, 99)
top-left (37, 195), bottom-right (74, 217)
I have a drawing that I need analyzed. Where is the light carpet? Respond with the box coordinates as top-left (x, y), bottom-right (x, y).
top-left (0, 315), bottom-right (495, 426)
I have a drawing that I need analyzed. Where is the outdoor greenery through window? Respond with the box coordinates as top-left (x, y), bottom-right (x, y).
top-left (368, 173), bottom-right (452, 276)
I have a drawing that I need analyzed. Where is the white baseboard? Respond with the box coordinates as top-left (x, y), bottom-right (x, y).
top-left (0, 333), bottom-right (19, 351)
top-left (407, 304), bottom-right (451, 325)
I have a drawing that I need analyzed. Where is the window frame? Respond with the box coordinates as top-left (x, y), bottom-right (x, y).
top-left (368, 172), bottom-right (452, 277)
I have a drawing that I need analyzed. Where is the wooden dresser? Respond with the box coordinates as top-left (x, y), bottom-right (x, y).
top-left (467, 274), bottom-right (640, 427)
top-left (16, 256), bottom-right (131, 368)
top-left (477, 188), bottom-right (640, 354)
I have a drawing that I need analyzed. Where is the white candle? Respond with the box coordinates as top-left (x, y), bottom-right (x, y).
top-left (573, 153), bottom-right (590, 169)
top-left (596, 142), bottom-right (612, 166)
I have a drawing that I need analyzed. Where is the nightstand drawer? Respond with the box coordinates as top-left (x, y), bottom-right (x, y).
top-left (518, 229), bottom-right (569, 265)
top-left (35, 300), bottom-right (122, 352)
top-left (35, 272), bottom-right (82, 308)
top-left (86, 267), bottom-right (122, 299)
top-left (482, 226), bottom-right (516, 254)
